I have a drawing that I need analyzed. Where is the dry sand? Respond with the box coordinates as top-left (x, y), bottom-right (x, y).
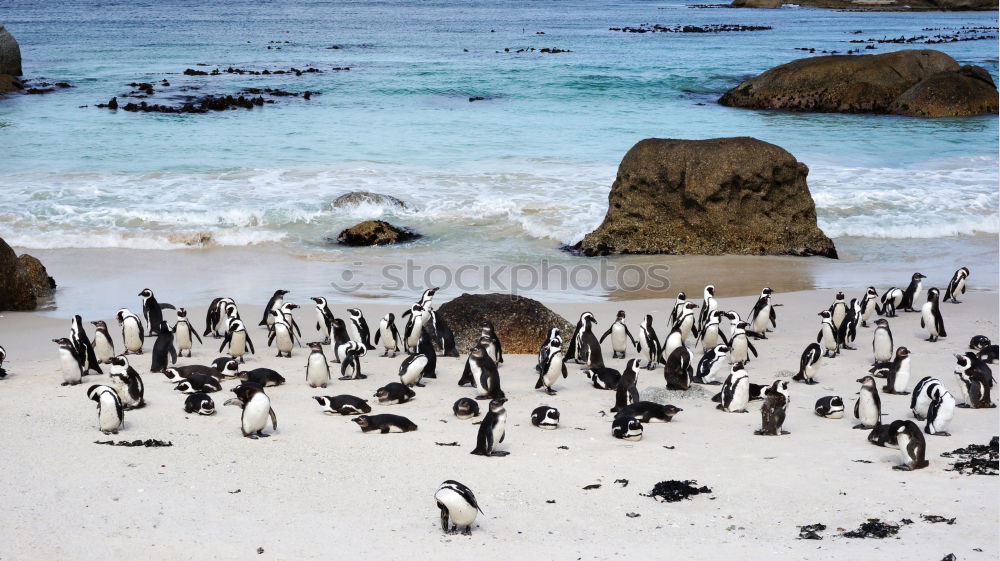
top-left (0, 289), bottom-right (997, 560)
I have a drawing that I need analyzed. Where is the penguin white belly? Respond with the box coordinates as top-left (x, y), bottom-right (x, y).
top-left (611, 324), bottom-right (626, 352)
top-left (701, 325), bottom-right (719, 351)
top-left (59, 349), bottom-right (81, 384)
top-left (347, 322), bottom-right (363, 345)
top-left (230, 331), bottom-right (247, 358)
top-left (401, 355), bottom-right (428, 386)
top-left (335, 342), bottom-right (351, 363)
top-left (381, 328), bottom-right (397, 351)
top-left (316, 310), bottom-right (330, 337)
top-left (678, 316), bottom-right (694, 342)
top-left (928, 394), bottom-right (955, 433)
top-left (729, 337), bottom-right (748, 363)
top-left (543, 353), bottom-right (564, 387)
top-left (176, 324), bottom-right (193, 351)
top-left (953, 373), bottom-right (972, 405)
top-left (469, 362), bottom-right (484, 393)
top-left (730, 379), bottom-right (750, 411)
top-left (912, 285), bottom-right (923, 307)
top-left (663, 334), bottom-right (682, 362)
top-left (873, 331), bottom-right (892, 362)
top-left (751, 306), bottom-right (770, 333)
top-left (97, 392), bottom-right (121, 432)
top-left (123, 320), bottom-right (143, 352)
top-left (491, 411), bottom-right (506, 450)
top-left (94, 336), bottom-right (114, 363)
top-left (485, 341), bottom-right (500, 364)
top-left (861, 301), bottom-right (875, 323)
top-left (921, 303), bottom-right (936, 335)
top-left (955, 277), bottom-right (966, 296)
top-left (832, 306), bottom-right (846, 329)
top-left (242, 394), bottom-right (271, 434)
top-left (892, 361), bottom-right (911, 393)
top-left (275, 327), bottom-right (294, 353)
top-left (913, 389), bottom-right (934, 419)
top-left (896, 433), bottom-right (912, 465)
top-left (705, 359), bottom-right (727, 383)
top-left (306, 353), bottom-right (330, 386)
top-left (858, 394), bottom-right (879, 426)
top-left (436, 488), bottom-right (477, 526)
top-left (821, 325), bottom-right (837, 351)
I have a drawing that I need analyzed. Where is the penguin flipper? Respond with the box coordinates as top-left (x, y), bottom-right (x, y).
top-left (269, 408), bottom-right (278, 430)
top-left (624, 326), bottom-right (637, 346)
top-left (936, 317), bottom-right (946, 338)
top-left (747, 341), bottom-right (758, 357)
top-left (769, 307), bottom-right (777, 327)
top-left (246, 336), bottom-right (255, 355)
top-left (598, 327), bottom-right (613, 343)
top-left (168, 345), bottom-right (177, 365)
top-left (193, 328), bottom-right (203, 345)
top-left (291, 319), bottom-right (302, 339)
top-left (159, 303), bottom-right (176, 311)
top-left (853, 398), bottom-right (860, 419)
top-left (562, 361), bottom-right (568, 379)
top-left (534, 374), bottom-right (544, 389)
top-left (219, 334), bottom-right (230, 353)
top-left (920, 316), bottom-right (926, 328)
top-left (374, 330), bottom-right (381, 344)
top-left (267, 331), bottom-right (276, 347)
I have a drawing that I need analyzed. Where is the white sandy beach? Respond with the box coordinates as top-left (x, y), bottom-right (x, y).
top-left (0, 287), bottom-right (996, 560)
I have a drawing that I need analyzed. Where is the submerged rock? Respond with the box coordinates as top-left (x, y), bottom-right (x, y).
top-left (729, 0), bottom-right (783, 7)
top-left (335, 220), bottom-right (420, 246)
top-left (435, 293), bottom-right (574, 354)
top-left (329, 191), bottom-right (407, 209)
top-left (0, 238), bottom-right (56, 311)
top-left (575, 137), bottom-right (837, 258)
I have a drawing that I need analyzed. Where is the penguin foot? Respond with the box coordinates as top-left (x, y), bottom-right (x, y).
top-left (246, 434), bottom-right (259, 440)
top-left (781, 430), bottom-right (790, 435)
top-left (957, 403), bottom-right (971, 408)
top-left (806, 379), bottom-right (818, 385)
top-left (490, 451), bottom-right (510, 457)
top-left (892, 465), bottom-right (912, 471)
top-left (462, 527), bottom-right (472, 536)
top-left (926, 337), bottom-right (937, 342)
top-left (852, 424), bottom-right (870, 429)
top-left (61, 382), bottom-right (69, 386)
top-left (257, 432), bottom-right (270, 438)
top-left (474, 396), bottom-right (490, 400)
top-left (546, 389), bottom-right (557, 395)
top-left (415, 383), bottom-right (426, 388)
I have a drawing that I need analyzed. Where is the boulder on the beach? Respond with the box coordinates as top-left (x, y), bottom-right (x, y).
top-left (335, 220), bottom-right (420, 246)
top-left (0, 24), bottom-right (22, 77)
top-left (329, 191), bottom-right (407, 210)
top-left (729, 0), bottom-right (783, 7)
top-left (575, 137), bottom-right (837, 258)
top-left (436, 293), bottom-right (574, 354)
top-left (888, 65), bottom-right (999, 117)
top-left (0, 238), bottom-right (56, 311)
top-left (718, 49), bottom-right (997, 117)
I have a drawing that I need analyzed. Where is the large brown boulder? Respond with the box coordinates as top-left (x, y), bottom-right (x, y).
top-left (436, 293), bottom-right (574, 354)
top-left (0, 24), bottom-right (22, 77)
top-left (0, 238), bottom-right (56, 311)
top-left (889, 65), bottom-right (999, 117)
top-left (0, 73), bottom-right (23, 93)
top-left (335, 220), bottom-right (420, 246)
top-left (575, 137), bottom-right (837, 258)
top-left (719, 50), bottom-right (966, 114)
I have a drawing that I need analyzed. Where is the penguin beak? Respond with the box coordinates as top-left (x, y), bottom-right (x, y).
top-left (855, 378), bottom-right (864, 383)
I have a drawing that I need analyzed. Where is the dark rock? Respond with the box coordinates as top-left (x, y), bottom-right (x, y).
top-left (17, 254), bottom-right (56, 297)
top-left (730, 0), bottom-right (783, 7)
top-left (0, 238), bottom-right (56, 311)
top-left (0, 74), bottom-right (23, 93)
top-left (610, 24), bottom-right (771, 33)
top-left (841, 518), bottom-right (900, 539)
top-left (329, 191), bottom-right (407, 209)
top-left (641, 480), bottom-right (712, 502)
top-left (889, 65), bottom-right (999, 117)
top-left (435, 293), bottom-right (574, 354)
top-left (0, 24), bottom-right (22, 76)
top-left (335, 220), bottom-right (420, 246)
top-left (575, 137), bottom-right (837, 258)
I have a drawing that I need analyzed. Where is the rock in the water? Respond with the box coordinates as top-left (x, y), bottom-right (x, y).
top-left (330, 191), bottom-right (407, 209)
top-left (730, 0), bottom-right (783, 7)
top-left (0, 238), bottom-right (56, 311)
top-left (435, 293), bottom-right (574, 354)
top-left (575, 137), bottom-right (837, 258)
top-left (0, 24), bottom-right (22, 77)
top-left (335, 220), bottom-right (420, 246)
top-left (0, 73), bottom-right (23, 93)
top-left (719, 49), bottom-right (997, 117)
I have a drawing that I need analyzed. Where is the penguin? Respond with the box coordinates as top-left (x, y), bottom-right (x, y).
top-left (858, 286), bottom-right (880, 327)
top-left (219, 319), bottom-right (255, 363)
top-left (398, 350), bottom-right (430, 388)
top-left (674, 301), bottom-right (700, 344)
top-left (961, 351), bottom-right (995, 388)
top-left (661, 324), bottom-right (685, 366)
top-left (880, 287), bottom-right (903, 317)
top-left (899, 272), bottom-right (926, 312)
top-left (427, 308), bottom-right (460, 357)
top-left (693, 344), bottom-right (729, 385)
top-left (452, 397), bottom-right (481, 419)
top-left (402, 304), bottom-right (425, 354)
top-left (116, 308), bottom-right (145, 355)
top-left (880, 347), bottom-right (912, 395)
top-left (614, 402), bottom-right (682, 423)
top-left (611, 359), bottom-right (640, 413)
top-left (172, 308), bottom-right (202, 357)
top-left (338, 340), bottom-right (367, 380)
top-left (276, 302), bottom-right (302, 339)
top-left (584, 366), bottom-right (621, 390)
top-left (698, 285), bottom-right (717, 332)
top-left (352, 414), bottom-right (418, 433)
top-left (944, 266), bottom-right (970, 304)
top-left (636, 314), bottom-right (664, 370)
top-left (611, 416), bottom-right (643, 441)
top-left (203, 297), bottom-right (235, 338)
top-left (468, 346), bottom-right (504, 400)
top-left (184, 393), bottom-right (216, 415)
top-left (346, 308), bottom-right (375, 350)
top-left (599, 310), bottom-right (636, 359)
top-left (853, 375), bottom-right (882, 429)
top-left (210, 358), bottom-right (239, 378)
top-left (138, 288), bottom-right (174, 335)
top-left (793, 342), bottom-right (822, 385)
top-left (697, 310), bottom-right (728, 352)
top-left (720, 310), bottom-right (742, 341)
top-left (969, 335), bottom-right (998, 364)
top-left (149, 321), bottom-right (177, 373)
top-left (566, 312), bottom-right (596, 364)
top-left (310, 296), bottom-right (336, 345)
top-left (716, 362), bottom-right (750, 413)
top-left (530, 406), bottom-right (560, 430)
top-left (164, 364), bottom-right (226, 381)
top-left (232, 382), bottom-right (277, 439)
top-left (747, 287), bottom-right (776, 338)
top-left (867, 419), bottom-right (906, 448)
top-left (374, 382), bottom-right (415, 404)
top-left (329, 318), bottom-right (351, 363)
top-left (415, 286), bottom-right (439, 313)
top-left (814, 396), bottom-right (844, 419)
top-left (237, 368), bottom-right (285, 387)
top-left (479, 321), bottom-right (504, 365)
top-left (829, 292), bottom-right (848, 332)
top-left (893, 420), bottom-right (929, 470)
top-left (536, 328), bottom-right (562, 373)
top-left (471, 398), bottom-right (508, 456)
top-left (837, 298), bottom-right (860, 350)
top-left (109, 355), bottom-right (145, 409)
top-left (0, 344), bottom-right (5, 378)
top-left (375, 313), bottom-right (402, 357)
top-left (872, 318), bottom-right (894, 364)
top-left (70, 315), bottom-right (102, 374)
top-left (755, 382), bottom-right (789, 436)
top-left (313, 395), bottom-right (371, 415)
top-left (923, 383), bottom-right (955, 436)
top-left (535, 337), bottom-right (567, 395)
top-left (910, 376), bottom-right (941, 420)
top-left (84, 321), bottom-right (114, 367)
top-left (174, 374), bottom-right (223, 393)
top-left (920, 287), bottom-right (946, 342)
top-left (728, 322), bottom-right (758, 364)
top-left (667, 292), bottom-right (687, 327)
top-left (816, 310), bottom-right (838, 358)
top-left (258, 289), bottom-right (288, 328)
top-left (953, 354), bottom-right (995, 409)
top-left (53, 338), bottom-right (83, 386)
top-left (435, 480), bottom-right (483, 536)
top-left (663, 346), bottom-right (693, 391)
top-left (305, 342), bottom-right (332, 388)
top-left (87, 384), bottom-right (124, 434)
top-left (266, 311), bottom-right (297, 357)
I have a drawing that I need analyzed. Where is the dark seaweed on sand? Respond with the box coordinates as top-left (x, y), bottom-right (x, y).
top-left (940, 437), bottom-right (999, 476)
top-left (841, 518), bottom-right (900, 539)
top-left (798, 523), bottom-right (826, 540)
top-left (642, 480), bottom-right (712, 502)
top-left (921, 514), bottom-right (956, 524)
top-left (94, 439), bottom-right (173, 447)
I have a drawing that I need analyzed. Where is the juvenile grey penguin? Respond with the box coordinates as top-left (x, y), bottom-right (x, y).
top-left (663, 346), bottom-right (693, 391)
top-left (435, 480), bottom-right (483, 535)
top-left (755, 381), bottom-right (789, 436)
top-left (471, 398), bottom-right (508, 457)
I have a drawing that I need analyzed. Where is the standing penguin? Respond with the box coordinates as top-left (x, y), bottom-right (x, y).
top-left (402, 304), bottom-right (425, 354)
top-left (338, 340), bottom-right (368, 380)
top-left (816, 310), bottom-right (839, 358)
top-left (920, 288), bottom-right (947, 342)
top-left (853, 376), bottom-right (882, 429)
top-left (116, 309), bottom-right (145, 355)
top-left (829, 292), bottom-right (848, 333)
top-left (220, 319), bottom-right (255, 363)
top-left (536, 328), bottom-right (562, 373)
top-left (953, 354), bottom-right (995, 409)
top-left (398, 335), bottom-right (434, 388)
top-left (90, 320), bottom-right (116, 365)
top-left (204, 297), bottom-right (235, 338)
top-left (172, 308), bottom-right (202, 357)
top-left (329, 318), bottom-right (351, 362)
top-left (694, 344), bottom-right (729, 385)
top-left (793, 342), bottom-right (822, 385)
top-left (636, 314), bottom-right (664, 370)
top-left (599, 310), bottom-right (637, 359)
top-left (53, 338), bottom-right (83, 386)
top-left (747, 287), bottom-right (776, 338)
top-left (611, 359), bottom-right (640, 413)
top-left (697, 310), bottom-right (728, 352)
top-left (674, 302), bottom-right (700, 344)
top-left (663, 347), bottom-right (693, 391)
top-left (872, 318), bottom-right (894, 364)
top-left (0, 344), bottom-right (6, 378)
top-left (837, 298), bottom-right (860, 351)
top-left (305, 342), bottom-right (332, 388)
top-left (858, 287), bottom-right (880, 327)
top-left (535, 337), bottom-right (567, 395)
top-left (566, 312), bottom-right (596, 364)
top-left (943, 266), bottom-right (970, 304)
top-left (471, 398), bottom-right (508, 457)
top-left (577, 315), bottom-right (603, 369)
top-left (139, 288), bottom-right (173, 335)
top-left (149, 321), bottom-right (177, 373)
top-left (375, 313), bottom-right (403, 357)
top-left (717, 362), bottom-right (750, 413)
top-left (471, 347), bottom-right (504, 400)
top-left (276, 302), bottom-right (302, 340)
top-left (667, 292), bottom-right (687, 327)
top-left (87, 384), bottom-right (124, 434)
top-left (755, 381), bottom-right (789, 436)
top-left (232, 382), bottom-right (277, 438)
top-left (109, 355), bottom-right (145, 409)
top-left (878, 347), bottom-right (912, 395)
top-left (893, 421), bottom-right (929, 471)
top-left (426, 307), bottom-right (460, 357)
top-left (898, 272), bottom-right (927, 312)
top-left (728, 322), bottom-right (758, 364)
top-left (435, 480), bottom-right (483, 535)
top-left (923, 383), bottom-right (956, 436)
top-left (267, 311), bottom-right (298, 358)
top-left (258, 289), bottom-right (289, 329)
top-left (70, 315), bottom-right (102, 375)
top-left (310, 296), bottom-right (336, 345)
top-left (345, 308), bottom-right (375, 350)
top-left (698, 285), bottom-right (717, 332)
